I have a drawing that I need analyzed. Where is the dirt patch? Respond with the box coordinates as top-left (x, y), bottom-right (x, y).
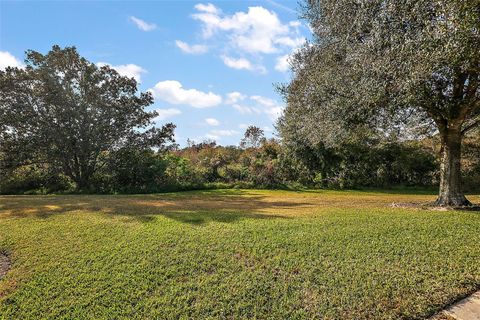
top-left (391, 202), bottom-right (480, 211)
top-left (0, 253), bottom-right (11, 279)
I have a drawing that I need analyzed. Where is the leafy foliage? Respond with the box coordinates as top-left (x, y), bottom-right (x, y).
top-left (240, 125), bottom-right (266, 149)
top-left (278, 0), bottom-right (479, 205)
top-left (0, 44), bottom-right (477, 195)
top-left (0, 45), bottom-right (175, 190)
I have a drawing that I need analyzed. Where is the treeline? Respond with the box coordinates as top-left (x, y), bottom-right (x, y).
top-left (1, 124), bottom-right (479, 194)
top-left (1, 46), bottom-right (478, 195)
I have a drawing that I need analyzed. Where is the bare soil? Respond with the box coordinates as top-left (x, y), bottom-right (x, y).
top-left (391, 202), bottom-right (480, 211)
top-left (0, 253), bottom-right (10, 279)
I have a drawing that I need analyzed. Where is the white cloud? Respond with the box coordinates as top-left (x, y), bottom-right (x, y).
top-left (0, 51), bottom-right (24, 70)
top-left (221, 55), bottom-right (266, 73)
top-left (149, 80), bottom-right (222, 108)
top-left (275, 36), bottom-right (304, 48)
top-left (289, 21), bottom-right (302, 28)
top-left (229, 95), bottom-right (284, 121)
top-left (232, 104), bottom-right (260, 115)
top-left (192, 5), bottom-right (304, 54)
top-left (206, 129), bottom-right (239, 140)
top-left (194, 3), bottom-right (220, 14)
top-left (225, 91), bottom-right (246, 105)
top-left (211, 129), bottom-right (238, 136)
top-left (221, 55), bottom-right (251, 70)
top-left (175, 40), bottom-right (208, 54)
top-left (153, 108), bottom-right (182, 121)
top-left (250, 95), bottom-right (284, 121)
top-left (205, 118), bottom-right (220, 126)
top-left (204, 134), bottom-right (219, 140)
top-left (97, 62), bottom-right (146, 83)
top-left (275, 54), bottom-right (290, 72)
top-left (129, 16), bottom-right (157, 31)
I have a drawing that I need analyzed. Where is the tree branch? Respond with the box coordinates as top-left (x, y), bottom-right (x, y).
top-left (462, 119), bottom-right (480, 135)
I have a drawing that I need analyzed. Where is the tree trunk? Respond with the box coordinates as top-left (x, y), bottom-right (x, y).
top-left (435, 126), bottom-right (471, 206)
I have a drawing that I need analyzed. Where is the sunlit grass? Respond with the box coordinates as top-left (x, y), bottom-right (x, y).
top-left (1, 189), bottom-right (479, 319)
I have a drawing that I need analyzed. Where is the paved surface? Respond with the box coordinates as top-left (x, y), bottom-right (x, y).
top-left (443, 291), bottom-right (480, 320)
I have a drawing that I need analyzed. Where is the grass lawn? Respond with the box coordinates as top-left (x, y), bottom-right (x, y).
top-left (0, 189), bottom-right (479, 319)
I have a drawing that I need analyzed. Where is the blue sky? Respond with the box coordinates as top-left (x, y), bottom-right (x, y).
top-left (0, 0), bottom-right (309, 146)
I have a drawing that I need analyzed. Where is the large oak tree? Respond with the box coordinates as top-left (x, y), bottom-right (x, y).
top-left (279, 0), bottom-right (479, 205)
top-left (0, 45), bottom-right (175, 190)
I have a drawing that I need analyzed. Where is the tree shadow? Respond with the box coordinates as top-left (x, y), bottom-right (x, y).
top-left (0, 190), bottom-right (311, 225)
top-left (307, 188), bottom-right (439, 195)
top-left (148, 210), bottom-right (284, 225)
top-left (450, 206), bottom-right (480, 212)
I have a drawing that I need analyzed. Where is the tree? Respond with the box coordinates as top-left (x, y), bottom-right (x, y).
top-left (0, 45), bottom-right (175, 190)
top-left (279, 0), bottom-right (479, 205)
top-left (240, 126), bottom-right (266, 149)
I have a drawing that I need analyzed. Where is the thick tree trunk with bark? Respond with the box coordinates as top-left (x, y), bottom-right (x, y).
top-left (435, 126), bottom-right (471, 206)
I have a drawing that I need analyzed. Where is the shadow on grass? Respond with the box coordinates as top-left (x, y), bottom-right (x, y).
top-left (451, 206), bottom-right (480, 212)
top-left (153, 210), bottom-right (286, 225)
top-left (2, 189), bottom-right (477, 224)
top-left (0, 190), bottom-right (301, 225)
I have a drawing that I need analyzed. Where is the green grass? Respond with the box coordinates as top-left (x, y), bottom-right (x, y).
top-left (0, 189), bottom-right (479, 319)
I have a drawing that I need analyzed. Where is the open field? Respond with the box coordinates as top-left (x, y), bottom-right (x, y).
top-left (0, 189), bottom-right (479, 319)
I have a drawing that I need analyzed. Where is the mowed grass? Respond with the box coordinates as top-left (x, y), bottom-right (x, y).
top-left (0, 189), bottom-right (479, 319)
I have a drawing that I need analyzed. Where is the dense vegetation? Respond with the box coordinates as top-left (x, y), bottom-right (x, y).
top-left (2, 126), bottom-right (479, 194)
top-left (1, 0), bottom-right (479, 200)
top-left (0, 46), bottom-right (175, 194)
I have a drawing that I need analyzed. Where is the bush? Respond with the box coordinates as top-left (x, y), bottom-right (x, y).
top-left (0, 165), bottom-right (74, 194)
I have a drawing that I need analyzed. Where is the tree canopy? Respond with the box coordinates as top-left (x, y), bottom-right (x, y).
top-left (279, 0), bottom-right (479, 205)
top-left (0, 45), bottom-right (175, 190)
top-left (240, 125), bottom-right (266, 149)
